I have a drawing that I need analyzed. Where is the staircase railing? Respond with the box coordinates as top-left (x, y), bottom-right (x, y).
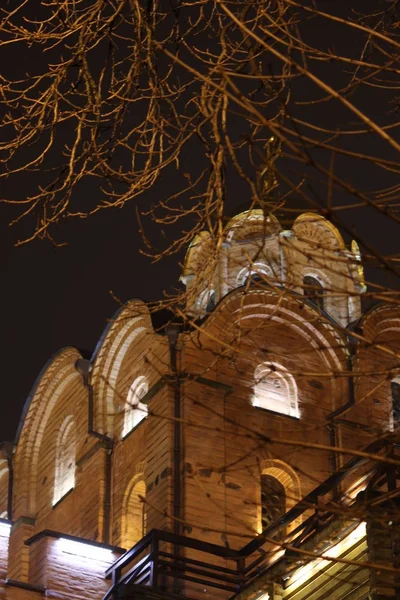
top-left (104, 436), bottom-right (398, 599)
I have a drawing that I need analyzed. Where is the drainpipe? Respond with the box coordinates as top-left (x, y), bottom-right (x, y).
top-left (327, 424), bottom-right (337, 474)
top-left (327, 357), bottom-right (355, 422)
top-left (75, 359), bottom-right (113, 545)
top-left (166, 325), bottom-right (182, 542)
top-left (103, 447), bottom-right (113, 545)
top-left (326, 354), bottom-right (356, 478)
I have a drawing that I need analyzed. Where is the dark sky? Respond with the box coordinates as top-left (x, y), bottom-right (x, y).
top-left (0, 199), bottom-right (183, 441)
top-left (1, 0), bottom-right (399, 442)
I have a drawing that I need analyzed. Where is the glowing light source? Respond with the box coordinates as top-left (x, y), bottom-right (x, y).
top-left (287, 522), bottom-right (366, 591)
top-left (0, 522), bottom-right (11, 538)
top-left (58, 538), bottom-right (113, 560)
top-left (252, 362), bottom-right (300, 418)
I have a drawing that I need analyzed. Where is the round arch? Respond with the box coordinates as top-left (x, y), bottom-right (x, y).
top-left (236, 263), bottom-right (274, 287)
top-left (120, 473), bottom-right (147, 549)
top-left (225, 210), bottom-right (281, 242)
top-left (259, 459), bottom-right (302, 534)
top-left (90, 300), bottom-right (154, 436)
top-left (14, 347), bottom-right (82, 517)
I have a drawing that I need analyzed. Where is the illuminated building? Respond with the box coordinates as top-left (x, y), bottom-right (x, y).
top-left (0, 211), bottom-right (398, 600)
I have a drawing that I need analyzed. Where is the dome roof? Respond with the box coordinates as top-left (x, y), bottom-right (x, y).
top-left (224, 210), bottom-right (281, 242)
top-left (182, 231), bottom-right (213, 278)
top-left (292, 213), bottom-right (345, 251)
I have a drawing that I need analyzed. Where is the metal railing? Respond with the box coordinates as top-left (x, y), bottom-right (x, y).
top-left (104, 437), bottom-right (398, 599)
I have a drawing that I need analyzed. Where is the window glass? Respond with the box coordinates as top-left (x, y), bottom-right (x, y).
top-left (261, 474), bottom-right (286, 531)
top-left (123, 376), bottom-right (149, 437)
top-left (53, 416), bottom-right (76, 505)
top-left (303, 275), bottom-right (324, 310)
top-left (253, 363), bottom-right (299, 418)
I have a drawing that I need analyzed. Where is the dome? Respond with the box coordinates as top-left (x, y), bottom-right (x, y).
top-left (292, 213), bottom-right (345, 251)
top-left (224, 210), bottom-right (281, 242)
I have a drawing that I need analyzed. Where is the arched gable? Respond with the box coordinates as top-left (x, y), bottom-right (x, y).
top-left (90, 300), bottom-right (156, 436)
top-left (354, 303), bottom-right (400, 433)
top-left (360, 303), bottom-right (400, 346)
top-left (202, 287), bottom-right (348, 371)
top-left (13, 347), bottom-right (83, 518)
top-left (194, 287), bottom-right (349, 421)
top-left (292, 213), bottom-right (345, 251)
top-left (225, 210), bottom-right (281, 242)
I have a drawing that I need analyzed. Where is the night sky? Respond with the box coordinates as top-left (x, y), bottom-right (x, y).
top-left (1, 0), bottom-right (399, 442)
top-left (0, 198), bottom-right (183, 441)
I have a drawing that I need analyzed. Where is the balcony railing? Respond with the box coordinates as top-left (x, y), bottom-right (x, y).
top-left (104, 436), bottom-right (399, 600)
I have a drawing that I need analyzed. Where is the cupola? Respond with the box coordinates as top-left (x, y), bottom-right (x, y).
top-left (181, 210), bottom-right (365, 327)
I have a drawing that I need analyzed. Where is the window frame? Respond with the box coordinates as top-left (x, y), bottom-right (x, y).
top-left (302, 273), bottom-right (325, 311)
top-left (52, 415), bottom-right (76, 506)
top-left (123, 375), bottom-right (149, 438)
top-left (252, 362), bottom-right (300, 419)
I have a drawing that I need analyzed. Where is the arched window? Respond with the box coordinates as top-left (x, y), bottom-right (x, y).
top-left (123, 376), bottom-right (149, 437)
top-left (53, 416), bottom-right (76, 506)
top-left (122, 479), bottom-right (146, 548)
top-left (236, 263), bottom-right (273, 287)
top-left (260, 474), bottom-right (286, 531)
top-left (196, 287), bottom-right (216, 314)
top-left (253, 363), bottom-right (299, 418)
top-left (206, 290), bottom-right (216, 313)
top-left (303, 275), bottom-right (324, 310)
top-left (391, 377), bottom-right (400, 428)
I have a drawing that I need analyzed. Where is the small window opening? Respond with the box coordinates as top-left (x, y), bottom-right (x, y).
top-left (123, 480), bottom-right (147, 548)
top-left (206, 291), bottom-right (216, 313)
top-left (261, 474), bottom-right (286, 532)
top-left (53, 416), bottom-right (76, 506)
top-left (236, 264), bottom-right (273, 287)
top-left (196, 288), bottom-right (216, 314)
top-left (123, 376), bottom-right (149, 437)
top-left (303, 275), bottom-right (324, 310)
top-left (391, 380), bottom-right (400, 427)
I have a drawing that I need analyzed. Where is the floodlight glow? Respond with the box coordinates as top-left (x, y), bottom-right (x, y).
top-left (0, 522), bottom-right (11, 538)
top-left (58, 538), bottom-right (113, 561)
top-left (255, 594), bottom-right (270, 600)
top-left (287, 522), bottom-right (366, 591)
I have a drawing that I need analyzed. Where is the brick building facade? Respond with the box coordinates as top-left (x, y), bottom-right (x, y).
top-left (0, 211), bottom-right (399, 600)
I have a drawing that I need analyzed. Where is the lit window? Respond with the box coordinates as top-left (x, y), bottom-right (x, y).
top-left (303, 275), bottom-right (324, 310)
top-left (0, 522), bottom-right (11, 538)
top-left (123, 376), bottom-right (149, 437)
top-left (53, 416), bottom-right (76, 506)
top-left (253, 363), bottom-right (299, 418)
